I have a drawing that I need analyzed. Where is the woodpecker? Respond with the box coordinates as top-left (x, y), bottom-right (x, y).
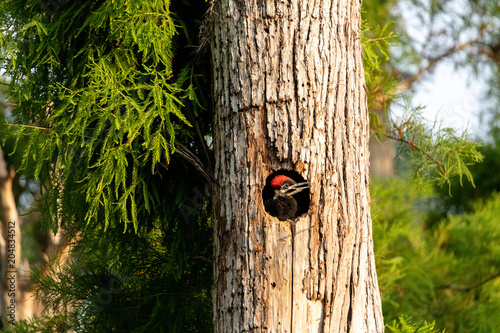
top-left (264, 175), bottom-right (310, 221)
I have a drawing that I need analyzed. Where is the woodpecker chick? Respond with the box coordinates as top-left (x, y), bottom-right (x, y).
top-left (264, 175), bottom-right (310, 221)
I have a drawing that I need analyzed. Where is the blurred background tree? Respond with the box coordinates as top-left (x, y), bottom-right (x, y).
top-left (365, 0), bottom-right (500, 332)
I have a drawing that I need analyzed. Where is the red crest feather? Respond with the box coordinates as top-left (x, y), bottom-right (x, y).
top-left (270, 175), bottom-right (291, 188)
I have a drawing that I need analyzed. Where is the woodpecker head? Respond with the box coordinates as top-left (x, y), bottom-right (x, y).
top-left (270, 175), bottom-right (310, 198)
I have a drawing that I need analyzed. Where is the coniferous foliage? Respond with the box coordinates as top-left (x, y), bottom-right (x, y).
top-left (1, 0), bottom-right (213, 331)
top-left (386, 316), bottom-right (444, 333)
top-left (372, 178), bottom-right (500, 332)
top-left (429, 131), bottom-right (500, 220)
top-left (389, 104), bottom-right (483, 190)
top-left (2, 0), bottom-right (199, 232)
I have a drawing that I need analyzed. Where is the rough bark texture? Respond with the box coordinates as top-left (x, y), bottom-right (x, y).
top-left (210, 0), bottom-right (384, 331)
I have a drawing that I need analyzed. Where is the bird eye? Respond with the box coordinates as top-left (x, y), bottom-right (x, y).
top-left (281, 184), bottom-right (289, 190)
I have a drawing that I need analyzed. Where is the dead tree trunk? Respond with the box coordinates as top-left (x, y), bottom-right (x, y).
top-left (210, 0), bottom-right (384, 331)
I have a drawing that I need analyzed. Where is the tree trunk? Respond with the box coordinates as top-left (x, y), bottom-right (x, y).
top-left (369, 110), bottom-right (395, 179)
top-left (210, 0), bottom-right (384, 332)
top-left (0, 147), bottom-right (22, 324)
top-left (369, 135), bottom-right (395, 178)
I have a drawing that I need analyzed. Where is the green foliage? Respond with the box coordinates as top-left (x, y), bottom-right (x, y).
top-left (1, 0), bottom-right (195, 233)
top-left (29, 184), bottom-right (213, 332)
top-left (429, 132), bottom-right (500, 220)
top-left (2, 0), bottom-right (213, 332)
top-left (361, 2), bottom-right (483, 192)
top-left (0, 314), bottom-right (77, 333)
top-left (362, 20), bottom-right (400, 72)
top-left (372, 178), bottom-right (500, 332)
top-left (387, 316), bottom-right (443, 333)
top-left (361, 5), bottom-right (482, 193)
top-left (361, 14), bottom-right (401, 133)
top-left (388, 102), bottom-right (483, 190)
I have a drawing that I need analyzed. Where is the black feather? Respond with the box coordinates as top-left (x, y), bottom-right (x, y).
top-left (264, 195), bottom-right (298, 221)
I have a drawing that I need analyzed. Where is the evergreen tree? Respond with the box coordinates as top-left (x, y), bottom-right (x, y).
top-left (1, 1), bottom-right (213, 331)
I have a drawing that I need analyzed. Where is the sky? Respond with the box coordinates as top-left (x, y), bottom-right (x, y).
top-left (405, 62), bottom-right (486, 140)
top-left (394, 0), bottom-right (491, 142)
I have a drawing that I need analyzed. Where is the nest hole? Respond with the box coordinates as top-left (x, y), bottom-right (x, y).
top-left (262, 169), bottom-right (311, 219)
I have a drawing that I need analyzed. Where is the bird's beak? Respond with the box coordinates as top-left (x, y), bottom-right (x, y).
top-left (284, 182), bottom-right (310, 196)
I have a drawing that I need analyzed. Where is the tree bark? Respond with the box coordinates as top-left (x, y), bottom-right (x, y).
top-left (210, 0), bottom-right (384, 332)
